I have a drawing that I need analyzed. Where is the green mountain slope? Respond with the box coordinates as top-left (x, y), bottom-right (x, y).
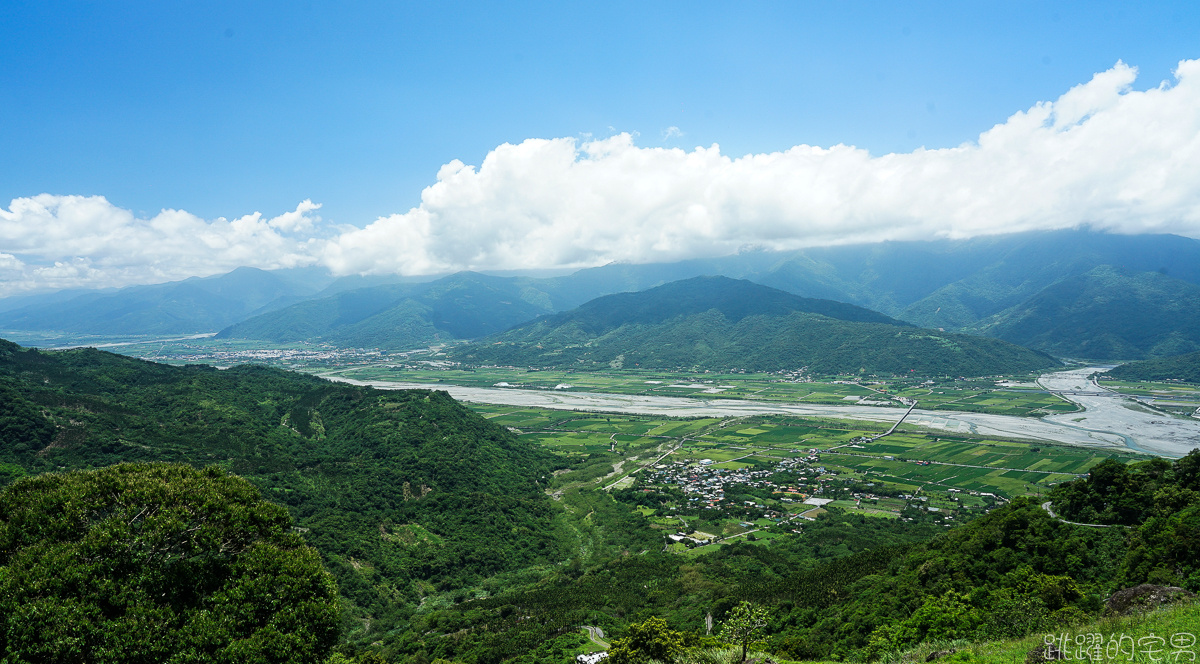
top-left (7, 231), bottom-right (1200, 361)
top-left (449, 276), bottom-right (1058, 376)
top-left (969, 266), bottom-right (1200, 359)
top-left (0, 338), bottom-right (562, 642)
top-left (218, 271), bottom-right (555, 348)
top-left (1108, 350), bottom-right (1200, 383)
top-left (531, 230), bottom-right (1200, 325)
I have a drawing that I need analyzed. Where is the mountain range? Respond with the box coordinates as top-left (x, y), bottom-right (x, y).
top-left (447, 276), bottom-right (1057, 376)
top-left (216, 271), bottom-right (555, 349)
top-left (7, 229), bottom-right (1200, 362)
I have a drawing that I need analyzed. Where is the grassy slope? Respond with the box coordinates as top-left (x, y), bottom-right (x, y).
top-left (742, 601), bottom-right (1200, 664)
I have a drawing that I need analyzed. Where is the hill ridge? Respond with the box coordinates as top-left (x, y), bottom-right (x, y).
top-left (449, 276), bottom-right (1057, 376)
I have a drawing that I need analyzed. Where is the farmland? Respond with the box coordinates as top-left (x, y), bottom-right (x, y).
top-left (472, 403), bottom-right (1147, 555)
top-left (1096, 376), bottom-right (1200, 418)
top-left (77, 335), bottom-right (1080, 418)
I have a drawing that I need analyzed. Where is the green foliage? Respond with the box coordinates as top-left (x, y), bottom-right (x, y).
top-left (1108, 350), bottom-right (1200, 383)
top-left (865, 591), bottom-right (979, 660)
top-left (0, 462), bottom-right (340, 663)
top-left (1048, 451), bottom-right (1200, 526)
top-left (972, 265), bottom-right (1200, 359)
top-left (608, 617), bottom-right (686, 664)
top-left (0, 339), bottom-right (563, 645)
top-left (718, 602), bottom-right (768, 663)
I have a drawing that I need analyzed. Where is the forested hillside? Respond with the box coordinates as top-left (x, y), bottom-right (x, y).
top-left (0, 463), bottom-right (341, 662)
top-left (968, 266), bottom-right (1200, 359)
top-left (451, 277), bottom-right (1058, 376)
top-left (0, 338), bottom-right (563, 646)
top-left (385, 451), bottom-right (1200, 664)
top-left (2, 336), bottom-right (1197, 663)
top-left (1108, 350), bottom-right (1200, 383)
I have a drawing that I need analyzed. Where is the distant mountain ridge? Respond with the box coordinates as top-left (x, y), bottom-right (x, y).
top-left (217, 271), bottom-right (555, 349)
top-left (967, 266), bottom-right (1200, 360)
top-left (0, 267), bottom-right (335, 335)
top-left (7, 230), bottom-right (1200, 359)
top-left (448, 276), bottom-right (1057, 376)
top-left (532, 275), bottom-right (907, 334)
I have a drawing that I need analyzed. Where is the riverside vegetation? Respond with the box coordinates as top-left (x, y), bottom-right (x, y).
top-left (0, 338), bottom-right (1196, 663)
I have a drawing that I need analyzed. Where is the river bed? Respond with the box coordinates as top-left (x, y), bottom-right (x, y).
top-left (1039, 367), bottom-right (1200, 457)
top-left (331, 367), bottom-right (1200, 457)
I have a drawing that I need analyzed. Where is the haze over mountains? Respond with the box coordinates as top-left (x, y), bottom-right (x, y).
top-left (5, 229), bottom-right (1200, 362)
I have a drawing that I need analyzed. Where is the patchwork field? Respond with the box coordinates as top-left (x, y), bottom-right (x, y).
top-left (79, 335), bottom-right (1072, 417)
top-left (471, 403), bottom-right (1151, 555)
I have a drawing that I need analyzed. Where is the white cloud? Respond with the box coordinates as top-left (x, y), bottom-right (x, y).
top-left (5, 59), bottom-right (1200, 295)
top-left (323, 59), bottom-right (1200, 276)
top-left (0, 196), bottom-right (322, 296)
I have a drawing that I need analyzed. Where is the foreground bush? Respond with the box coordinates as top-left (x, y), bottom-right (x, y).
top-left (0, 462), bottom-right (340, 663)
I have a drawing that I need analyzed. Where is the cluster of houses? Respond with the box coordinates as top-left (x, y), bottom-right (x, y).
top-left (139, 343), bottom-right (386, 367)
top-left (645, 450), bottom-right (833, 513)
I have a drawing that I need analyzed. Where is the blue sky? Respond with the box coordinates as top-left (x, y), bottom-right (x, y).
top-left (2, 1), bottom-right (1200, 292)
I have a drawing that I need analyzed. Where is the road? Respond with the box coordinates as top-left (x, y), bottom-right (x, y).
top-left (1040, 501), bottom-right (1127, 529)
top-left (582, 626), bottom-right (609, 649)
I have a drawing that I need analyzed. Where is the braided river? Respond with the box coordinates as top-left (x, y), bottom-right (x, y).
top-left (333, 367), bottom-right (1200, 457)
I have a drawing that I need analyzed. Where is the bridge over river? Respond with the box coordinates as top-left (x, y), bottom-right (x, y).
top-left (332, 367), bottom-right (1200, 458)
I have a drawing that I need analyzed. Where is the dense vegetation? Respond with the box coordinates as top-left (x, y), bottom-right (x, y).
top-left (390, 493), bottom-right (1164, 663)
top-left (0, 462), bottom-right (339, 663)
top-left (395, 449), bottom-right (1200, 664)
top-left (450, 277), bottom-right (1058, 377)
top-left (2, 335), bottom-right (1197, 663)
top-left (1048, 453), bottom-right (1200, 590)
top-left (219, 272), bottom-right (555, 348)
top-left (969, 265), bottom-right (1200, 359)
top-left (1108, 349), bottom-right (1200, 383)
top-left (0, 338), bottom-right (563, 647)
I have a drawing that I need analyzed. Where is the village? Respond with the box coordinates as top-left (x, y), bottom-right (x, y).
top-left (634, 446), bottom-right (1003, 550)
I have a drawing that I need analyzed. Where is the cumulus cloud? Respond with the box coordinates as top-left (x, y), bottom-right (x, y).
top-left (5, 59), bottom-right (1200, 295)
top-left (0, 196), bottom-right (322, 296)
top-left (324, 59), bottom-right (1200, 276)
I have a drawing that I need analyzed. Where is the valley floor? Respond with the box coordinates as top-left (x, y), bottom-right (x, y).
top-left (1039, 367), bottom-right (1200, 457)
top-left (329, 367), bottom-right (1198, 457)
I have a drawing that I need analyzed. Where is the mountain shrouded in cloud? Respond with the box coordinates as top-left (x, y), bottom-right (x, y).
top-left (5, 59), bottom-right (1200, 296)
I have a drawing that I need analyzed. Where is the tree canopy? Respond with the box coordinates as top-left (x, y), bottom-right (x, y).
top-left (0, 462), bottom-right (340, 663)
